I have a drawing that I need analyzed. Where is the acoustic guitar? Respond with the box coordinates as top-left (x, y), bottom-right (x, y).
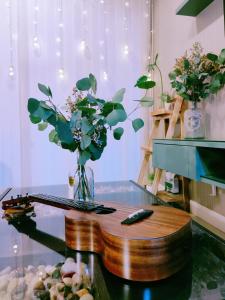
top-left (2, 194), bottom-right (192, 282)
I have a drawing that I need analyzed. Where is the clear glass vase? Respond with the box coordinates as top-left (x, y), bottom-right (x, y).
top-left (184, 101), bottom-right (205, 139)
top-left (74, 164), bottom-right (94, 202)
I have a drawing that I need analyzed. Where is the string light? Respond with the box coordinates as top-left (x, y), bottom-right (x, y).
top-left (33, 0), bottom-right (41, 56)
top-left (56, 0), bottom-right (64, 79)
top-left (125, 1), bottom-right (130, 7)
top-left (123, 45), bottom-right (129, 56)
top-left (79, 40), bottom-right (86, 52)
top-left (7, 0), bottom-right (15, 78)
top-left (8, 65), bottom-right (14, 77)
top-left (103, 71), bottom-right (108, 81)
top-left (100, 54), bottom-right (105, 61)
top-left (58, 68), bottom-right (65, 79)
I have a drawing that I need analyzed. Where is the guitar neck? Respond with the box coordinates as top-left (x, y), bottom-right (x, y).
top-left (2, 193), bottom-right (101, 212)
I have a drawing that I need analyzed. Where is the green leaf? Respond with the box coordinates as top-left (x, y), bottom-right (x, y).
top-left (135, 96), bottom-right (154, 107)
top-left (56, 120), bottom-right (74, 144)
top-left (29, 115), bottom-right (41, 124)
top-left (70, 111), bottom-right (82, 129)
top-left (80, 135), bottom-right (91, 150)
top-left (78, 150), bottom-right (91, 165)
top-left (112, 88), bottom-right (126, 103)
top-left (207, 53), bottom-right (218, 62)
top-left (88, 143), bottom-right (103, 160)
top-left (49, 129), bottom-right (59, 144)
top-left (38, 122), bottom-right (48, 131)
top-left (218, 49), bottom-right (225, 64)
top-left (32, 106), bottom-right (53, 121)
top-left (76, 77), bottom-right (92, 91)
top-left (52, 268), bottom-right (61, 279)
top-left (40, 101), bottom-right (51, 110)
top-left (81, 117), bottom-right (93, 134)
top-left (113, 127), bottom-right (124, 140)
top-left (86, 93), bottom-right (97, 104)
top-left (132, 118), bottom-right (144, 132)
top-left (106, 109), bottom-right (127, 126)
top-left (89, 73), bottom-right (97, 94)
top-left (183, 59), bottom-right (190, 70)
top-left (160, 93), bottom-right (172, 103)
top-left (209, 79), bottom-right (221, 93)
top-left (38, 83), bottom-right (52, 97)
top-left (169, 72), bottom-right (177, 80)
top-left (135, 75), bottom-right (156, 89)
top-left (28, 98), bottom-right (40, 113)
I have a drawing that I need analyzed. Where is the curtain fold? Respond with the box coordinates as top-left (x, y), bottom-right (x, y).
top-left (0, 0), bottom-right (151, 187)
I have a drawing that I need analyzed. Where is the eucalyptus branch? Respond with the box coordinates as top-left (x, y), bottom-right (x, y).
top-left (47, 96), bottom-right (67, 120)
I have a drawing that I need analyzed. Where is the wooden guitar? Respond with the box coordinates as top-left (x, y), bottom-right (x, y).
top-left (2, 194), bottom-right (192, 282)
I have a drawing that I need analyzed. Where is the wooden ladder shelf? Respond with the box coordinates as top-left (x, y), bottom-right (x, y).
top-left (137, 96), bottom-right (190, 211)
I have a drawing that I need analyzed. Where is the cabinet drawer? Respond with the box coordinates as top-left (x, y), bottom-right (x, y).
top-left (153, 143), bottom-right (197, 179)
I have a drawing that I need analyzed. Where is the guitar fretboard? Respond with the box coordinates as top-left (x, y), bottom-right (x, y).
top-left (30, 194), bottom-right (102, 211)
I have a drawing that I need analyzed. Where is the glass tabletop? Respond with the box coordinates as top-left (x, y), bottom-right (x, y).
top-left (0, 181), bottom-right (224, 300)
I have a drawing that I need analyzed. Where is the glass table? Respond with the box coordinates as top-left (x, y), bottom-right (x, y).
top-left (0, 181), bottom-right (224, 300)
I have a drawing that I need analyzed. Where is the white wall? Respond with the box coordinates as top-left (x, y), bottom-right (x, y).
top-left (154, 0), bottom-right (225, 217)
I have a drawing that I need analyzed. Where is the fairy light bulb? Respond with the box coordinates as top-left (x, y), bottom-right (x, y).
top-left (34, 5), bottom-right (39, 11)
top-left (58, 23), bottom-right (64, 28)
top-left (123, 45), bottom-right (129, 56)
top-left (82, 10), bottom-right (87, 15)
top-left (100, 54), bottom-right (105, 61)
top-left (79, 40), bottom-right (86, 52)
top-left (100, 0), bottom-right (104, 3)
top-left (103, 71), bottom-right (108, 81)
top-left (56, 51), bottom-right (61, 57)
top-left (58, 68), bottom-right (65, 79)
top-left (99, 40), bottom-right (104, 46)
top-left (56, 37), bottom-right (61, 43)
top-left (8, 65), bottom-right (14, 77)
top-left (125, 1), bottom-right (130, 7)
top-left (33, 36), bottom-right (40, 49)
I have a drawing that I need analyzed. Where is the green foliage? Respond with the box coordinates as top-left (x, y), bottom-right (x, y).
top-left (38, 122), bottom-right (48, 131)
top-left (170, 43), bottom-right (225, 102)
top-left (134, 96), bottom-right (154, 107)
top-left (135, 75), bottom-right (156, 89)
top-left (76, 77), bottom-right (92, 91)
top-left (28, 75), bottom-right (144, 166)
top-left (38, 83), bottom-right (52, 98)
top-left (112, 88), bottom-right (126, 103)
top-left (113, 127), bottom-right (124, 140)
top-left (132, 118), bottom-right (144, 132)
top-left (89, 73), bottom-right (97, 94)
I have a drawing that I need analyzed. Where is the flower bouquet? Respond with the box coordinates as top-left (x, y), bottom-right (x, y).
top-left (28, 74), bottom-right (144, 201)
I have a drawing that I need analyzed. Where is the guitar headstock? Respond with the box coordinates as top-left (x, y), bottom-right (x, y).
top-left (2, 193), bottom-right (30, 210)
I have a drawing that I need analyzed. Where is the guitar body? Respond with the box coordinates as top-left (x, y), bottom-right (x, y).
top-left (65, 202), bottom-right (192, 282)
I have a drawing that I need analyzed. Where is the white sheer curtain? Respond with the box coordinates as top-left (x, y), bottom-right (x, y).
top-left (0, 0), bottom-right (151, 187)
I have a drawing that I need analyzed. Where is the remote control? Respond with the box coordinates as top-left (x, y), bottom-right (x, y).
top-left (121, 209), bottom-right (153, 225)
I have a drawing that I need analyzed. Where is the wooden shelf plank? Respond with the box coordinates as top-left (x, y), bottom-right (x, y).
top-left (157, 191), bottom-right (183, 203)
top-left (176, 0), bottom-right (214, 16)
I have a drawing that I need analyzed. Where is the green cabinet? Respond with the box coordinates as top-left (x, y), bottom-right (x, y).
top-left (153, 139), bottom-right (225, 189)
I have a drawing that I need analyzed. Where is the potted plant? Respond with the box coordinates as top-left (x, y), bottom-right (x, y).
top-left (28, 74), bottom-right (144, 203)
top-left (169, 42), bottom-right (224, 139)
top-left (135, 54), bottom-right (173, 109)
